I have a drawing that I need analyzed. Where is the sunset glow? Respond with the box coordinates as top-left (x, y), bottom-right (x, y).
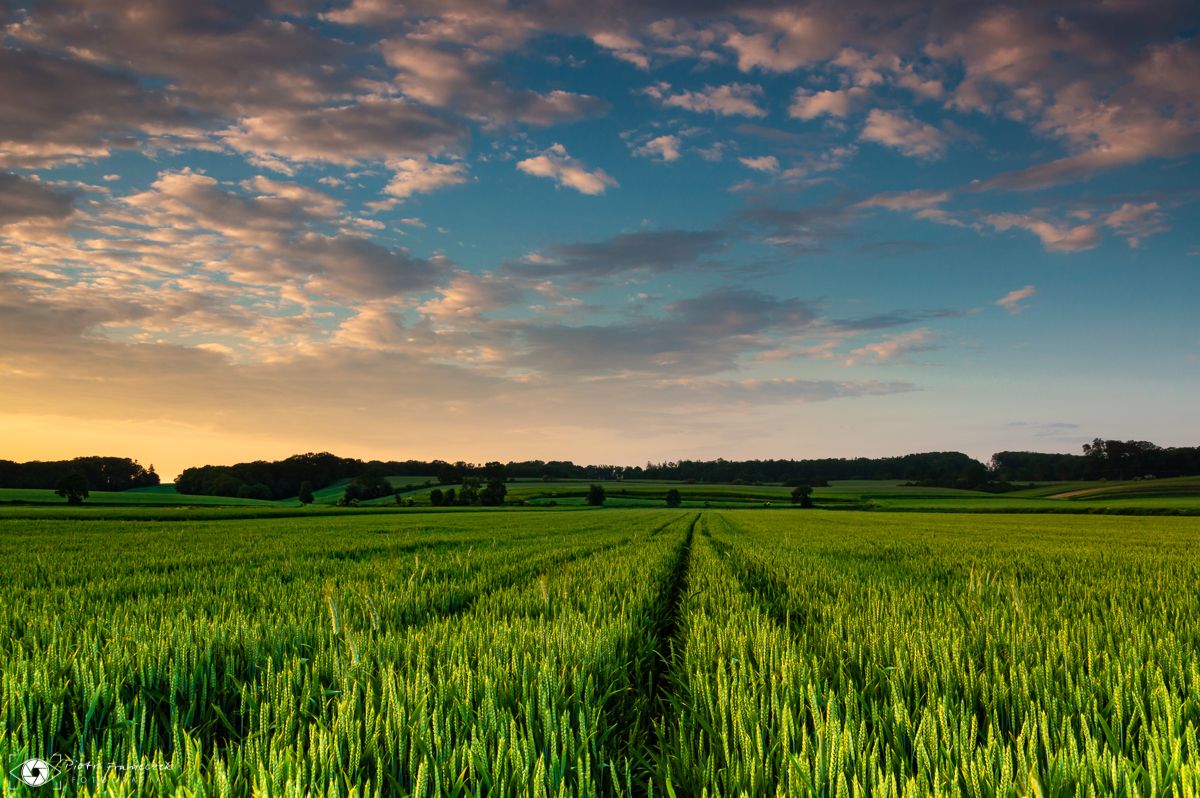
top-left (2, 1), bottom-right (1197, 476)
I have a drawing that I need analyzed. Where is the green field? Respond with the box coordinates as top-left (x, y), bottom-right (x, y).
top-left (6, 475), bottom-right (1200, 517)
top-left (0, 485), bottom-right (279, 507)
top-left (3, 509), bottom-right (1199, 796)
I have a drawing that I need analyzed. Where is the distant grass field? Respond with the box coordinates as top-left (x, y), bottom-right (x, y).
top-left (4, 474), bottom-right (1199, 514)
top-left (307, 476), bottom-right (437, 505)
top-left (1048, 474), bottom-right (1200, 499)
top-left (0, 486), bottom-right (278, 506)
top-left (3, 509), bottom-right (1199, 795)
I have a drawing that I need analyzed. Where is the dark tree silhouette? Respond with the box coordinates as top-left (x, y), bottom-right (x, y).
top-left (586, 484), bottom-right (606, 506)
top-left (429, 488), bottom-right (444, 506)
top-left (665, 488), bottom-right (682, 507)
top-left (298, 481), bottom-right (314, 505)
top-left (458, 477), bottom-right (481, 506)
top-left (54, 472), bottom-right (89, 505)
top-left (790, 484), bottom-right (814, 508)
top-left (480, 477), bottom-right (507, 506)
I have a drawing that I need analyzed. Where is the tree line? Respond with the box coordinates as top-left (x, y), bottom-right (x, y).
top-left (991, 439), bottom-right (1200, 482)
top-left (8, 439), bottom-right (1196, 503)
top-left (172, 440), bottom-right (1200, 500)
top-left (0, 457), bottom-right (159, 491)
top-left (172, 450), bottom-right (997, 499)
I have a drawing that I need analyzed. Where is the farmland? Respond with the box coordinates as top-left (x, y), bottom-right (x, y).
top-left (3, 509), bottom-right (1200, 796)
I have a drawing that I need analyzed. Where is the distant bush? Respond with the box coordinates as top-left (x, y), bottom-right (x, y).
top-left (54, 472), bottom-right (89, 505)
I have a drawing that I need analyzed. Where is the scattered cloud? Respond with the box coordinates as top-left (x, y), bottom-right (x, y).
top-left (995, 285), bottom-right (1037, 314)
top-left (739, 155), bottom-right (780, 173)
top-left (633, 135), bottom-right (682, 162)
top-left (1104, 202), bottom-right (1168, 248)
top-left (0, 47), bottom-right (197, 167)
top-left (221, 100), bottom-right (468, 170)
top-left (844, 328), bottom-right (938, 366)
top-left (643, 82), bottom-right (767, 118)
top-left (513, 287), bottom-right (821, 377)
top-left (789, 88), bottom-right (867, 120)
top-left (859, 189), bottom-right (951, 212)
top-left (986, 213), bottom-right (1101, 252)
top-left (384, 158), bottom-right (469, 199)
top-left (861, 109), bottom-right (946, 159)
top-left (724, 9), bottom-right (843, 73)
top-left (517, 144), bottom-right (617, 195)
top-left (381, 39), bottom-right (607, 126)
top-left (0, 173), bottom-right (76, 226)
top-left (505, 229), bottom-right (727, 290)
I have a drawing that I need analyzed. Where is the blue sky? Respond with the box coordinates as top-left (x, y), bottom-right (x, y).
top-left (1, 1), bottom-right (1197, 476)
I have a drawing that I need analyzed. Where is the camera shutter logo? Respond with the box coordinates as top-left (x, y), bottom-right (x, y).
top-left (11, 758), bottom-right (58, 789)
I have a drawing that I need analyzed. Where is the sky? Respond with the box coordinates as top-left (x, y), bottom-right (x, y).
top-left (1, 0), bottom-right (1198, 479)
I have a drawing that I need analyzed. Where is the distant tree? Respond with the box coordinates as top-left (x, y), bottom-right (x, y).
top-left (54, 472), bottom-right (89, 505)
top-left (665, 488), bottom-right (682, 507)
top-left (443, 488), bottom-right (457, 506)
top-left (458, 477), bottom-right (481, 506)
top-left (429, 488), bottom-right (444, 506)
top-left (340, 482), bottom-right (362, 505)
top-left (958, 461), bottom-right (990, 489)
top-left (436, 464), bottom-right (462, 485)
top-left (790, 484), bottom-right (814, 508)
top-left (212, 474), bottom-right (246, 497)
top-left (297, 481), bottom-right (314, 505)
top-left (238, 483), bottom-right (272, 500)
top-left (347, 470), bottom-right (393, 501)
top-left (586, 484), bottom-right (606, 506)
top-left (480, 477), bottom-right (507, 506)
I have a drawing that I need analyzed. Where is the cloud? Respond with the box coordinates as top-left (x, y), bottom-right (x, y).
top-left (514, 287), bottom-right (821, 376)
top-left (737, 202), bottom-right (857, 252)
top-left (0, 47), bottom-right (196, 167)
top-left (9, 0), bottom-right (357, 111)
top-left (1103, 202), bottom-right (1168, 248)
top-left (593, 32), bottom-right (651, 69)
top-left (633, 135), bottom-right (682, 162)
top-left (644, 82), bottom-right (767, 118)
top-left (505, 229), bottom-right (727, 289)
top-left (667, 376), bottom-right (915, 404)
top-left (826, 307), bottom-right (973, 335)
top-left (789, 88), bottom-right (867, 120)
top-left (858, 189), bottom-right (951, 212)
top-left (384, 158), bottom-right (469, 199)
top-left (935, 12), bottom-right (1200, 188)
top-left (420, 271), bottom-right (524, 323)
top-left (860, 109), bottom-right (946, 159)
top-left (995, 285), bottom-right (1037, 314)
top-left (724, 9), bottom-right (843, 73)
top-left (739, 155), bottom-right (780, 173)
top-left (109, 170), bottom-right (448, 301)
top-left (221, 100), bottom-right (468, 169)
top-left (985, 213), bottom-right (1101, 252)
top-left (296, 236), bottom-right (447, 300)
top-left (844, 328), bottom-right (938, 366)
top-left (517, 144), bottom-right (617, 195)
top-left (0, 174), bottom-right (76, 226)
top-left (381, 39), bottom-right (607, 126)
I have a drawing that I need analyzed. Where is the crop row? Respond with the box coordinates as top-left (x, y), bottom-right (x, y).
top-left (658, 511), bottom-right (1200, 796)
